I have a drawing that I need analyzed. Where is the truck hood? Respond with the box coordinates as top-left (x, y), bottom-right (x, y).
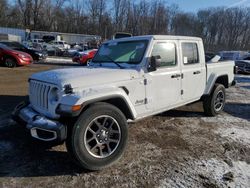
top-left (30, 67), bottom-right (141, 88)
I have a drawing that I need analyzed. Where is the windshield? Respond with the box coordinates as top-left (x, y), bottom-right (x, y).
top-left (0, 42), bottom-right (26, 50)
top-left (0, 43), bottom-right (12, 50)
top-left (92, 40), bottom-right (148, 64)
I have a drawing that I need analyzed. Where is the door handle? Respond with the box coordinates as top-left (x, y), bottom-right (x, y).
top-left (193, 71), bottom-right (201, 75)
top-left (171, 74), bottom-right (181, 78)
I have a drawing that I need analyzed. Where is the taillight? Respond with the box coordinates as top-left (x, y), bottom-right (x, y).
top-left (234, 66), bottom-right (238, 74)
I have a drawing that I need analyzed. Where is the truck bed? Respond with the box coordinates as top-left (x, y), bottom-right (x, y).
top-left (204, 61), bottom-right (235, 94)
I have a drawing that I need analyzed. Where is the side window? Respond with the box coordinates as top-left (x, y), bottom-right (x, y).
top-left (151, 42), bottom-right (176, 67)
top-left (182, 43), bottom-right (199, 64)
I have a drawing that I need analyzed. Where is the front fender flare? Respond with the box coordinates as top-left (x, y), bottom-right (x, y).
top-left (60, 87), bottom-right (137, 119)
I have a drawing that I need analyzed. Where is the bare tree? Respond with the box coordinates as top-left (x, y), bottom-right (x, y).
top-left (1, 0), bottom-right (249, 50)
top-left (16, 0), bottom-right (33, 27)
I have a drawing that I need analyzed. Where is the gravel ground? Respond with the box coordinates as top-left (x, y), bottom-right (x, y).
top-left (0, 62), bottom-right (249, 188)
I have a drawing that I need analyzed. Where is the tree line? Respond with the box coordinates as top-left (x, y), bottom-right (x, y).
top-left (0, 0), bottom-right (249, 51)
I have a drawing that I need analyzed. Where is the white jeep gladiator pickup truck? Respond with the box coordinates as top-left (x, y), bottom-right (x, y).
top-left (13, 35), bottom-right (236, 170)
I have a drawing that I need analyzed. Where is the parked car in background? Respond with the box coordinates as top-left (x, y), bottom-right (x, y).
top-left (32, 39), bottom-right (45, 44)
top-left (72, 49), bottom-right (98, 65)
top-left (51, 41), bottom-right (71, 50)
top-left (219, 51), bottom-right (249, 61)
top-left (235, 56), bottom-right (250, 74)
top-left (64, 48), bottom-right (83, 57)
top-left (113, 32), bottom-right (132, 39)
top-left (0, 43), bottom-right (33, 67)
top-left (41, 42), bottom-right (55, 54)
top-left (0, 41), bottom-right (47, 61)
top-left (22, 41), bottom-right (44, 51)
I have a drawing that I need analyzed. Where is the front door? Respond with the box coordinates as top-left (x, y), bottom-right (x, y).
top-left (145, 41), bottom-right (182, 111)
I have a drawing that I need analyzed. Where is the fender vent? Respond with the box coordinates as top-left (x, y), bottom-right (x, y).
top-left (119, 86), bottom-right (129, 95)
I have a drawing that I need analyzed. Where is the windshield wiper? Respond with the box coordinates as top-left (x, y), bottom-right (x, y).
top-left (102, 55), bottom-right (125, 69)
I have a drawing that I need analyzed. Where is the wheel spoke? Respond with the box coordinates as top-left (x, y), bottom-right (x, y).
top-left (102, 117), bottom-right (108, 127)
top-left (87, 137), bottom-right (95, 143)
top-left (90, 144), bottom-right (98, 152)
top-left (87, 127), bottom-right (96, 134)
top-left (94, 120), bottom-right (102, 129)
top-left (109, 138), bottom-right (119, 143)
top-left (110, 129), bottom-right (120, 134)
top-left (106, 143), bottom-right (112, 154)
top-left (99, 146), bottom-right (104, 157)
top-left (108, 121), bottom-right (115, 130)
top-left (215, 103), bottom-right (221, 109)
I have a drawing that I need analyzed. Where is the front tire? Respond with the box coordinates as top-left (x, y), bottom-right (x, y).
top-left (5, 58), bottom-right (17, 68)
top-left (86, 59), bottom-right (92, 66)
top-left (66, 103), bottom-right (128, 170)
top-left (203, 84), bottom-right (226, 116)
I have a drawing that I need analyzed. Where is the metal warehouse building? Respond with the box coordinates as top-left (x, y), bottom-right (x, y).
top-left (0, 27), bottom-right (100, 44)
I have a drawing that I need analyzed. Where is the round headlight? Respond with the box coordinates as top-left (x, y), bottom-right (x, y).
top-left (49, 87), bottom-right (60, 103)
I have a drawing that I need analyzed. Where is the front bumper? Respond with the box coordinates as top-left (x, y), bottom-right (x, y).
top-left (12, 102), bottom-right (67, 142)
top-left (72, 57), bottom-right (80, 63)
top-left (39, 54), bottom-right (48, 60)
top-left (19, 58), bottom-right (33, 65)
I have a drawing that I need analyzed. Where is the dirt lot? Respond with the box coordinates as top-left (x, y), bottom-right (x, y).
top-left (0, 61), bottom-right (249, 188)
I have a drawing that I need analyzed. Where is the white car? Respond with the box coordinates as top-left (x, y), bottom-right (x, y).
top-left (31, 39), bottom-right (45, 44)
top-left (13, 35), bottom-right (236, 170)
top-left (51, 40), bottom-right (71, 50)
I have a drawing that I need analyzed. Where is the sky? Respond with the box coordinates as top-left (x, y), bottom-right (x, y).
top-left (7, 0), bottom-right (250, 12)
top-left (167, 0), bottom-right (250, 12)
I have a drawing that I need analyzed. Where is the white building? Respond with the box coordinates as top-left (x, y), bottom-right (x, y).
top-left (0, 27), bottom-right (100, 44)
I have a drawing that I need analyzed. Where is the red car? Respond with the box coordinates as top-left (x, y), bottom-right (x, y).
top-left (0, 43), bottom-right (33, 68)
top-left (72, 49), bottom-right (98, 65)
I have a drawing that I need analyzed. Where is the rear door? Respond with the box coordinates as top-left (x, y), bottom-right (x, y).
top-left (145, 40), bottom-right (182, 110)
top-left (180, 41), bottom-right (206, 102)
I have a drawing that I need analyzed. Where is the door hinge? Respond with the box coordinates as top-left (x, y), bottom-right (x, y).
top-left (144, 79), bottom-right (147, 85)
top-left (181, 73), bottom-right (184, 79)
top-left (144, 98), bottom-right (148, 104)
top-left (181, 90), bottom-right (184, 95)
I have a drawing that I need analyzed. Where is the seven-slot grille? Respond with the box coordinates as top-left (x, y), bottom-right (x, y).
top-left (29, 80), bottom-right (51, 110)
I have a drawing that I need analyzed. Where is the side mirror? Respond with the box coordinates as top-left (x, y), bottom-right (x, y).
top-left (149, 55), bottom-right (161, 71)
